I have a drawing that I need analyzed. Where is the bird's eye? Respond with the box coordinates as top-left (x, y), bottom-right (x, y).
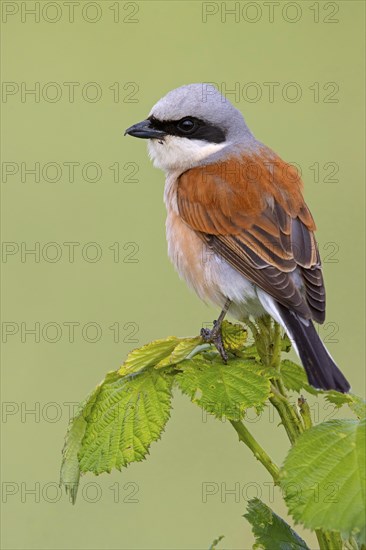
top-left (177, 118), bottom-right (196, 133)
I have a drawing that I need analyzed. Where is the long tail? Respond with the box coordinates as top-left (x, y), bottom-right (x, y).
top-left (276, 303), bottom-right (350, 393)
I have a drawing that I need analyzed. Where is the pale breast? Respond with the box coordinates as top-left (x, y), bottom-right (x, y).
top-left (166, 208), bottom-right (262, 316)
top-left (164, 174), bottom-right (262, 319)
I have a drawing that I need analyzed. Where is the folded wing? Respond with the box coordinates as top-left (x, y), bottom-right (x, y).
top-left (177, 148), bottom-right (326, 323)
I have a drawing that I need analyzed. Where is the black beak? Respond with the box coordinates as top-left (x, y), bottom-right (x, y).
top-left (124, 119), bottom-right (167, 139)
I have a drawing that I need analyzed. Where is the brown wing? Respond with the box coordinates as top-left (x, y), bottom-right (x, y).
top-left (177, 148), bottom-right (326, 322)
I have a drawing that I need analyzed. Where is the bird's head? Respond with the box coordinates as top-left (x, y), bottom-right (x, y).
top-left (125, 83), bottom-right (254, 173)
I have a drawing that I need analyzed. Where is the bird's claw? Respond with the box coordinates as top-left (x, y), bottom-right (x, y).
top-left (200, 322), bottom-right (228, 363)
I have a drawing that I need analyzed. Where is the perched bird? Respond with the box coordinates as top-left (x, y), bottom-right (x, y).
top-left (125, 83), bottom-right (350, 393)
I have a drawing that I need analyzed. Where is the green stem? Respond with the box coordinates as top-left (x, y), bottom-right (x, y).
top-left (244, 316), bottom-right (344, 550)
top-left (298, 396), bottom-right (313, 430)
top-left (345, 536), bottom-right (362, 550)
top-left (246, 318), bottom-right (305, 444)
top-left (270, 320), bottom-right (282, 368)
top-left (270, 384), bottom-right (304, 444)
top-left (230, 420), bottom-right (280, 484)
top-left (316, 528), bottom-right (344, 550)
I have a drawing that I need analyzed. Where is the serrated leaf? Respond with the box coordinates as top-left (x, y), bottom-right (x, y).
top-left (240, 343), bottom-right (261, 361)
top-left (155, 337), bottom-right (202, 368)
top-left (324, 392), bottom-right (366, 419)
top-left (281, 333), bottom-right (292, 353)
top-left (119, 336), bottom-right (180, 376)
top-left (244, 497), bottom-right (309, 549)
top-left (60, 381), bottom-right (106, 503)
top-left (77, 369), bottom-right (173, 475)
top-left (350, 398), bottom-right (366, 420)
top-left (176, 355), bottom-right (271, 420)
top-left (221, 320), bottom-right (247, 352)
top-left (280, 418), bottom-right (366, 541)
top-left (280, 360), bottom-right (318, 395)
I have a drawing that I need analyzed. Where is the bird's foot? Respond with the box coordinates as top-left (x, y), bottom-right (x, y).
top-left (200, 320), bottom-right (228, 363)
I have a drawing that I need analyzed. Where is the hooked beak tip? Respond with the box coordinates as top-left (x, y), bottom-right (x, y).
top-left (124, 119), bottom-right (167, 140)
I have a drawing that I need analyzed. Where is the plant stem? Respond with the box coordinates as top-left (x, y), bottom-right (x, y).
top-left (244, 316), bottom-right (344, 550)
top-left (229, 419), bottom-right (280, 484)
top-left (270, 320), bottom-right (282, 368)
top-left (270, 383), bottom-right (304, 444)
top-left (298, 396), bottom-right (313, 430)
top-left (316, 528), bottom-right (344, 550)
top-left (344, 536), bottom-right (362, 550)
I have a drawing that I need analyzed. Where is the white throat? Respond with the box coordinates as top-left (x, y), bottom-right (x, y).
top-left (147, 135), bottom-right (227, 173)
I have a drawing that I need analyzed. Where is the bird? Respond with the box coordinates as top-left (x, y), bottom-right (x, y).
top-left (124, 83), bottom-right (350, 393)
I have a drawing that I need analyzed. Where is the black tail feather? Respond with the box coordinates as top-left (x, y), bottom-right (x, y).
top-left (277, 304), bottom-right (350, 393)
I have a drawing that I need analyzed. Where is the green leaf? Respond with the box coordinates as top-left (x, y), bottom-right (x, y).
top-left (60, 368), bottom-right (174, 503)
top-left (281, 333), bottom-right (292, 353)
top-left (324, 391), bottom-right (366, 419)
top-left (239, 343), bottom-right (261, 361)
top-left (280, 360), bottom-right (318, 395)
top-left (60, 382), bottom-right (105, 503)
top-left (78, 369), bottom-right (173, 475)
top-left (280, 418), bottom-right (366, 541)
top-left (221, 320), bottom-right (247, 352)
top-left (244, 497), bottom-right (309, 549)
top-left (119, 336), bottom-right (180, 376)
top-left (155, 336), bottom-right (202, 368)
top-left (60, 409), bottom-right (89, 503)
top-left (176, 355), bottom-right (271, 420)
top-left (350, 398), bottom-right (366, 420)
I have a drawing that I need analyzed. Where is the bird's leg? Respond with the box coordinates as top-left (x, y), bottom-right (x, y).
top-left (200, 299), bottom-right (232, 363)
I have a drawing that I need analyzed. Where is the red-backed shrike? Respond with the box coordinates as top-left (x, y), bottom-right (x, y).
top-left (125, 83), bottom-right (350, 393)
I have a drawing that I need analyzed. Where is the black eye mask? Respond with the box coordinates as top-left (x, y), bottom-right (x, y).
top-left (148, 116), bottom-right (226, 144)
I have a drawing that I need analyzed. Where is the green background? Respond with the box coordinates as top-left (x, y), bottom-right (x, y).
top-left (1, 1), bottom-right (365, 548)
